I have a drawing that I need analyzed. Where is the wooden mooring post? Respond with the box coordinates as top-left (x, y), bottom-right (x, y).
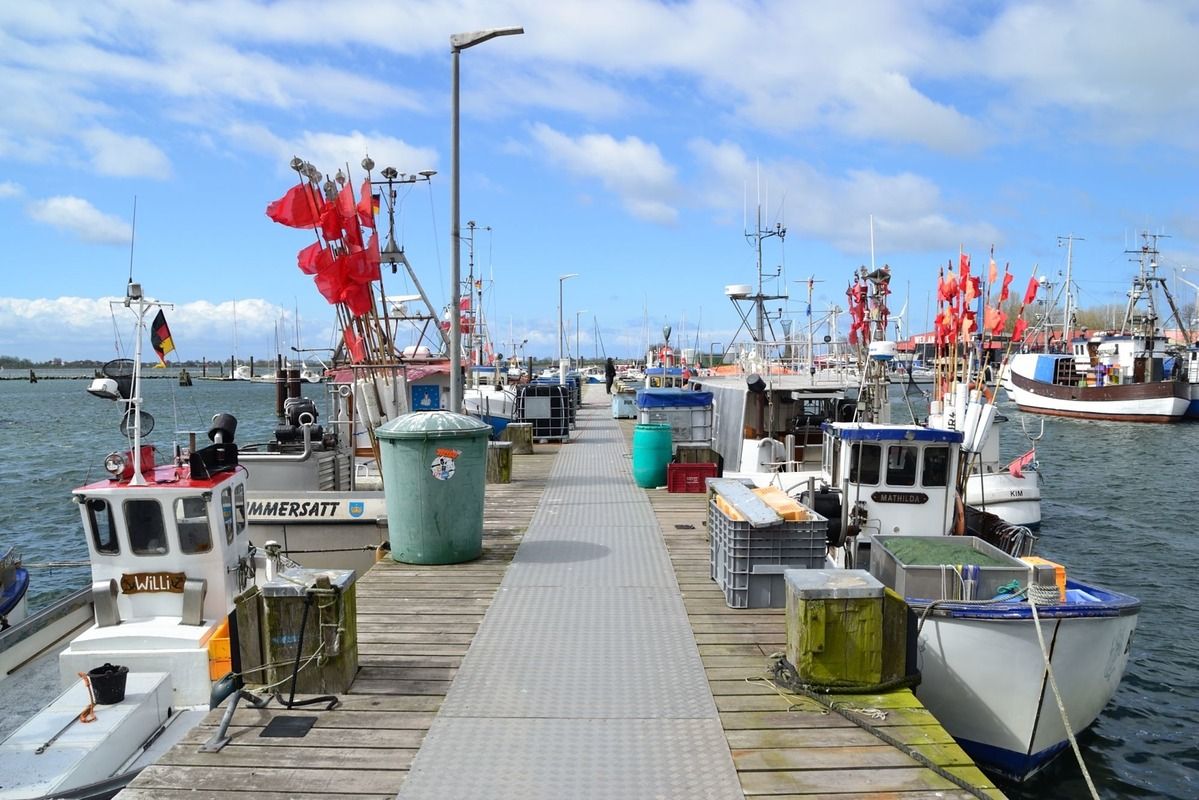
top-left (486, 441), bottom-right (513, 484)
top-left (502, 422), bottom-right (534, 454)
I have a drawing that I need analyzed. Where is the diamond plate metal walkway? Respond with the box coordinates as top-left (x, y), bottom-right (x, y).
top-left (396, 398), bottom-right (744, 799)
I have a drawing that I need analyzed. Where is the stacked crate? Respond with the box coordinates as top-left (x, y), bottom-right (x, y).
top-left (708, 482), bottom-right (828, 608)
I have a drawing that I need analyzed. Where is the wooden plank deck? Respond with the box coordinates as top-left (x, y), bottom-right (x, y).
top-left (643, 473), bottom-right (1006, 799)
top-left (119, 444), bottom-right (558, 799)
top-left (120, 391), bottom-right (1004, 799)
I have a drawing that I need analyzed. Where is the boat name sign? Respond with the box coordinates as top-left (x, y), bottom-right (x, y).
top-left (121, 571), bottom-right (187, 594)
top-left (870, 491), bottom-right (928, 505)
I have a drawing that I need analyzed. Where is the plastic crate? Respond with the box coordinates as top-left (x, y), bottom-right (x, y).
top-left (667, 462), bottom-right (718, 493)
top-left (721, 564), bottom-right (796, 609)
top-left (707, 500), bottom-right (828, 551)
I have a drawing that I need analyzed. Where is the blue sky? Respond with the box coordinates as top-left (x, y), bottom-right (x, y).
top-left (3, 0), bottom-right (1199, 362)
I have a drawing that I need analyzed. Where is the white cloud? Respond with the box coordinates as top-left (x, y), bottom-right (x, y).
top-left (530, 122), bottom-right (679, 224)
top-left (26, 196), bottom-right (133, 245)
top-left (0, 181), bottom-right (21, 198)
top-left (690, 139), bottom-right (1000, 253)
top-left (226, 123), bottom-right (438, 178)
top-left (80, 128), bottom-right (172, 178)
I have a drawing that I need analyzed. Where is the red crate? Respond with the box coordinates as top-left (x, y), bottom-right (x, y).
top-left (667, 462), bottom-right (718, 493)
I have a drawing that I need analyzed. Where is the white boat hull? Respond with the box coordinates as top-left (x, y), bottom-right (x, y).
top-left (914, 583), bottom-right (1139, 781)
top-left (964, 471), bottom-right (1041, 527)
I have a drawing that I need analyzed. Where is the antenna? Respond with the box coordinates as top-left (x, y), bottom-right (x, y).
top-left (127, 196), bottom-right (138, 284)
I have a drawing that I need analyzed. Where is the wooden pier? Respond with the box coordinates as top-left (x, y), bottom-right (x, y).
top-left (120, 387), bottom-right (1003, 799)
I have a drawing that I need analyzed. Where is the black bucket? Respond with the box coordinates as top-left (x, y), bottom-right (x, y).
top-left (88, 663), bottom-right (129, 704)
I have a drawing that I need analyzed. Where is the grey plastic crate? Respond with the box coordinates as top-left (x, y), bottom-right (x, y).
top-left (707, 500), bottom-right (827, 549)
top-left (724, 543), bottom-right (827, 578)
top-left (869, 534), bottom-right (1029, 601)
top-left (722, 564), bottom-right (797, 608)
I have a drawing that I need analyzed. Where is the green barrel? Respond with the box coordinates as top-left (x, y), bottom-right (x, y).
top-left (632, 423), bottom-right (673, 488)
top-left (375, 411), bottom-right (491, 564)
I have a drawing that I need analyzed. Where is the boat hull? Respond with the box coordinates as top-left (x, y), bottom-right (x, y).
top-left (1008, 355), bottom-right (1188, 422)
top-left (913, 580), bottom-right (1139, 782)
top-left (964, 471), bottom-right (1041, 527)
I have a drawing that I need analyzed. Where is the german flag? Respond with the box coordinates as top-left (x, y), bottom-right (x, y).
top-left (150, 309), bottom-right (175, 365)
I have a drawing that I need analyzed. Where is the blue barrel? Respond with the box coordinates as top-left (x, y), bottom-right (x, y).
top-left (632, 423), bottom-right (672, 488)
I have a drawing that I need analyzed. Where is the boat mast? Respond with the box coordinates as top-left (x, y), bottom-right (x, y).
top-left (125, 282), bottom-right (150, 486)
top-left (744, 199), bottom-right (787, 343)
top-left (1119, 232), bottom-right (1190, 347)
top-left (1057, 234), bottom-right (1081, 345)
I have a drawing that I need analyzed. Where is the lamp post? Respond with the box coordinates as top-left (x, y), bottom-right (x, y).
top-left (575, 309), bottom-right (588, 371)
top-left (450, 26), bottom-right (524, 413)
top-left (558, 273), bottom-right (579, 383)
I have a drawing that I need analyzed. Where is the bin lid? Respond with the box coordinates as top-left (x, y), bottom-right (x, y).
top-left (784, 569), bottom-right (883, 599)
top-left (376, 411), bottom-right (491, 440)
top-left (262, 567), bottom-right (357, 597)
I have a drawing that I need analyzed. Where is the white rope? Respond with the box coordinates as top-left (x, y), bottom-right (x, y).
top-left (1027, 583), bottom-right (1101, 799)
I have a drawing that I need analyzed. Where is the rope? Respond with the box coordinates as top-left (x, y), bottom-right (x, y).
top-left (76, 672), bottom-right (98, 723)
top-left (767, 657), bottom-right (994, 800)
top-left (1028, 588), bottom-right (1101, 800)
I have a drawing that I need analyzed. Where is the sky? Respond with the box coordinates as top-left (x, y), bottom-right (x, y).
top-left (4, 0), bottom-right (1199, 363)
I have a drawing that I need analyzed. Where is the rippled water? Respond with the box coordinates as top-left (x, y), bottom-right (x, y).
top-left (2, 374), bottom-right (1194, 798)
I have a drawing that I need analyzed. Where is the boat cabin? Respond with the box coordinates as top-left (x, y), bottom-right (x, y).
top-left (821, 423), bottom-right (961, 541)
top-left (60, 436), bottom-right (250, 706)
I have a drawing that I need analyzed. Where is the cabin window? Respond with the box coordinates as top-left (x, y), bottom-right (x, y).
top-left (848, 443), bottom-right (881, 485)
top-left (922, 446), bottom-right (950, 487)
top-left (175, 496), bottom-right (212, 554)
top-left (885, 445), bottom-right (918, 486)
top-left (87, 498), bottom-right (119, 555)
top-left (221, 488), bottom-right (235, 544)
top-left (234, 484), bottom-right (247, 535)
top-left (126, 499), bottom-right (169, 555)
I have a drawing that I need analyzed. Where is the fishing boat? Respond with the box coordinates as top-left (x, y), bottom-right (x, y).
top-left (813, 418), bottom-right (1139, 782)
top-left (1007, 233), bottom-right (1191, 422)
top-left (0, 282), bottom-right (270, 798)
top-left (842, 252), bottom-right (1138, 781)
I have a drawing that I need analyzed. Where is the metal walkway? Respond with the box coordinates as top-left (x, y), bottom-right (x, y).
top-left (396, 400), bottom-right (743, 799)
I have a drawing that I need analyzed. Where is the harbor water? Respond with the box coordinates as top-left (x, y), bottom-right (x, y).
top-left (2, 373), bottom-right (1196, 799)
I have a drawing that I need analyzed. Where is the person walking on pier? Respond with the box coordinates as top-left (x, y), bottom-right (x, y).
top-left (604, 357), bottom-right (616, 394)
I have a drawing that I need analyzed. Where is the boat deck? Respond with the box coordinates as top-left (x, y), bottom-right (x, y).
top-left (119, 386), bottom-right (1003, 799)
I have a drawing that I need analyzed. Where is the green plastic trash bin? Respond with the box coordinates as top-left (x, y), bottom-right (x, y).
top-left (632, 423), bottom-right (672, 488)
top-left (375, 411), bottom-right (491, 564)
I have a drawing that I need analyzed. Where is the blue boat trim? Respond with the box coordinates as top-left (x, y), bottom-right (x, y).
top-left (824, 422), bottom-right (965, 444)
top-left (909, 579), bottom-right (1140, 619)
top-left (956, 735), bottom-right (1070, 783)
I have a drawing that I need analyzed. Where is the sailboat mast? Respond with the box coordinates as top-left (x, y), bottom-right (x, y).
top-left (1057, 234), bottom-right (1081, 345)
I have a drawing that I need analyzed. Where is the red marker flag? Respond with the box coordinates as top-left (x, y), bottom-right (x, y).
top-left (1023, 276), bottom-right (1039, 306)
top-left (998, 269), bottom-right (1014, 304)
top-left (150, 309), bottom-right (175, 365)
top-left (266, 184), bottom-right (324, 228)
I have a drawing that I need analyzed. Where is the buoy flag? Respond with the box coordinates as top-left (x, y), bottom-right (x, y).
top-left (150, 310), bottom-right (175, 365)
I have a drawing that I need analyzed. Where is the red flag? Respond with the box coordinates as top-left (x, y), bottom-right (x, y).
top-left (984, 306), bottom-right (1007, 335)
top-left (335, 181), bottom-right (356, 220)
top-left (344, 325), bottom-right (366, 363)
top-left (1022, 276), bottom-right (1039, 306)
top-left (365, 230), bottom-right (381, 273)
top-left (314, 260), bottom-right (349, 305)
top-left (1007, 448), bottom-right (1035, 479)
top-left (959, 253), bottom-right (971, 279)
top-left (999, 269), bottom-right (1014, 303)
top-left (341, 248), bottom-right (380, 285)
top-left (296, 241), bottom-right (331, 275)
top-left (963, 275), bottom-right (981, 302)
top-left (357, 179), bottom-right (375, 228)
top-left (1012, 317), bottom-right (1028, 341)
top-left (343, 219), bottom-right (364, 250)
top-left (319, 202), bottom-right (343, 241)
top-left (943, 271), bottom-right (959, 300)
top-left (266, 184), bottom-right (324, 228)
top-left (341, 281), bottom-right (374, 317)
top-left (961, 310), bottom-right (977, 336)
top-left (988, 255), bottom-right (997, 284)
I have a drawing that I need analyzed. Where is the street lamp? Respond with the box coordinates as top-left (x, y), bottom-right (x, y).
top-left (450, 26), bottom-right (524, 413)
top-left (558, 273), bottom-right (579, 383)
top-left (574, 309), bottom-right (588, 371)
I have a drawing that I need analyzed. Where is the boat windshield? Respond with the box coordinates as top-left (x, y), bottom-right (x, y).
top-left (126, 499), bottom-right (169, 555)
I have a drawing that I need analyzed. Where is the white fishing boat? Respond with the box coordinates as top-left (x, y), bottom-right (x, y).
top-left (833, 252), bottom-right (1135, 781)
top-left (0, 283), bottom-right (273, 798)
top-left (1007, 233), bottom-right (1191, 423)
